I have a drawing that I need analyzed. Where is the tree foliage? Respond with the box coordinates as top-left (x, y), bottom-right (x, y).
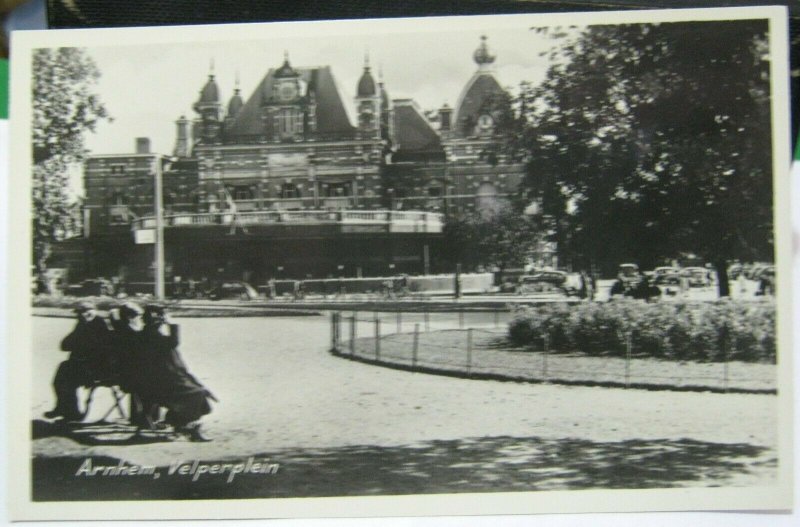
top-left (513, 21), bottom-right (773, 294)
top-left (32, 47), bottom-right (108, 282)
top-left (441, 205), bottom-right (539, 273)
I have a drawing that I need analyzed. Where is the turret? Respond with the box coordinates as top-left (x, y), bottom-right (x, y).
top-left (193, 61), bottom-right (222, 142)
top-left (355, 53), bottom-right (381, 139)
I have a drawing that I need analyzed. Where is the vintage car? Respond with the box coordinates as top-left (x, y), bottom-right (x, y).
top-left (208, 281), bottom-right (259, 300)
top-left (517, 271), bottom-right (568, 294)
top-left (652, 266), bottom-right (681, 285)
top-left (681, 267), bottom-right (712, 287)
top-left (755, 265), bottom-right (775, 295)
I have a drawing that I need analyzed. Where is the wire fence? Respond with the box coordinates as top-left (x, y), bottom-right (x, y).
top-left (330, 311), bottom-right (776, 394)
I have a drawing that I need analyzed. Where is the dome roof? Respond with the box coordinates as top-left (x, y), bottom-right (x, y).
top-left (227, 89), bottom-right (244, 117)
top-left (473, 35), bottom-right (495, 67)
top-left (199, 75), bottom-right (219, 104)
top-left (357, 67), bottom-right (377, 97)
top-left (453, 73), bottom-right (505, 138)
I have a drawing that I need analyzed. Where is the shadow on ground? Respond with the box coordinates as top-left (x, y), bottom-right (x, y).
top-left (32, 434), bottom-right (776, 501)
top-left (33, 419), bottom-right (173, 446)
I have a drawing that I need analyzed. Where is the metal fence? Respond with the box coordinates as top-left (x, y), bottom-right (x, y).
top-left (330, 311), bottom-right (775, 394)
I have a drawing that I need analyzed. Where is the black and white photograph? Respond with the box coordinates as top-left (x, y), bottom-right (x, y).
top-left (6, 7), bottom-right (794, 521)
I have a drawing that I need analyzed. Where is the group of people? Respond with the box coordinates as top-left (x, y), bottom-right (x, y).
top-left (45, 300), bottom-right (216, 442)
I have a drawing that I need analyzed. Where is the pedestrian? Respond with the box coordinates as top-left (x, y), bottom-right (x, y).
top-left (44, 301), bottom-right (113, 421)
top-left (141, 304), bottom-right (216, 441)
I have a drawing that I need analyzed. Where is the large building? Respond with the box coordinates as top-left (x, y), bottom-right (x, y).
top-left (66, 36), bottom-right (528, 289)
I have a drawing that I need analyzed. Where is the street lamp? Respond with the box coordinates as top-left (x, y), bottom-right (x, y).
top-left (153, 155), bottom-right (165, 300)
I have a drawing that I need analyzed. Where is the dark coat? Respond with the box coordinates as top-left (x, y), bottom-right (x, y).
top-left (140, 322), bottom-right (211, 404)
top-left (60, 316), bottom-right (113, 375)
top-left (111, 322), bottom-right (146, 392)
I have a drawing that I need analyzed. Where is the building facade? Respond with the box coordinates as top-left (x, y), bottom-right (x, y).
top-left (67, 37), bottom-right (529, 289)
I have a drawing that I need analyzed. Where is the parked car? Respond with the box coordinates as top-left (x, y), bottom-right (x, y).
top-left (652, 266), bottom-right (681, 285)
top-left (681, 267), bottom-right (712, 287)
top-left (727, 263), bottom-right (743, 280)
top-left (208, 281), bottom-right (259, 300)
top-left (517, 271), bottom-right (567, 294)
top-left (755, 265), bottom-right (775, 296)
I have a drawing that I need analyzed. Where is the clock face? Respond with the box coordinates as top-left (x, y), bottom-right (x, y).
top-left (279, 83), bottom-right (297, 101)
top-left (477, 114), bottom-right (494, 130)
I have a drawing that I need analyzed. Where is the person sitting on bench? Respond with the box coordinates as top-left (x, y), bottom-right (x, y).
top-left (44, 301), bottom-right (113, 421)
top-left (139, 304), bottom-right (216, 442)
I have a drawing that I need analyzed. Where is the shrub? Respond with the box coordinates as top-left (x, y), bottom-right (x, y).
top-left (508, 298), bottom-right (776, 363)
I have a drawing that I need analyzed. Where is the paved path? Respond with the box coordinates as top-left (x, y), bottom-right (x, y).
top-left (33, 317), bottom-right (777, 457)
top-left (31, 315), bottom-right (778, 494)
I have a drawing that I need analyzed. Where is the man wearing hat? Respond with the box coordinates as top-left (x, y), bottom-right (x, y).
top-left (44, 301), bottom-right (113, 421)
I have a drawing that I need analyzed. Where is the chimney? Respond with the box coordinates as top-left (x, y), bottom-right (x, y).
top-left (135, 137), bottom-right (151, 154)
top-left (173, 115), bottom-right (191, 158)
top-left (439, 104), bottom-right (452, 132)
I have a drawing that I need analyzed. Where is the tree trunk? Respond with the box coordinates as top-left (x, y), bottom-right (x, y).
top-left (34, 240), bottom-right (52, 295)
top-left (715, 259), bottom-right (730, 298)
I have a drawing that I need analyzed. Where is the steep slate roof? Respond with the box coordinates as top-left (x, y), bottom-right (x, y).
top-left (392, 100), bottom-right (442, 155)
top-left (452, 73), bottom-right (505, 138)
top-left (198, 75), bottom-right (220, 104)
top-left (222, 66), bottom-right (354, 139)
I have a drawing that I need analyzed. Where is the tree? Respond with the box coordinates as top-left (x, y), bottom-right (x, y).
top-left (513, 20), bottom-right (772, 295)
top-left (441, 205), bottom-right (539, 274)
top-left (32, 47), bottom-right (109, 288)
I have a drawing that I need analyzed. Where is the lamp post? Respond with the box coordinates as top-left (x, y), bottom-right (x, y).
top-left (154, 155), bottom-right (165, 300)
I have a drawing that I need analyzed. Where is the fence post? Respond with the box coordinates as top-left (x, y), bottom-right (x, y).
top-left (494, 310), bottom-right (499, 328)
top-left (424, 310), bottom-right (430, 332)
top-left (722, 326), bottom-right (730, 393)
top-left (625, 332), bottom-right (632, 389)
top-left (412, 324), bottom-right (420, 369)
top-left (459, 311), bottom-right (464, 329)
top-left (331, 312), bottom-right (339, 351)
top-left (466, 328), bottom-right (473, 375)
top-left (542, 332), bottom-right (549, 380)
top-left (397, 309), bottom-right (402, 333)
top-left (349, 315), bottom-right (356, 356)
top-left (375, 318), bottom-right (381, 360)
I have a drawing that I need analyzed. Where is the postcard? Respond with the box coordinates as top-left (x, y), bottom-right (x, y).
top-left (6, 6), bottom-right (793, 521)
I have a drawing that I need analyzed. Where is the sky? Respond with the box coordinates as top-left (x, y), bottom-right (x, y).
top-left (80, 21), bottom-right (556, 156)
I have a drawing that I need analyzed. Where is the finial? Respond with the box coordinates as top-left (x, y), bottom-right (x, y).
top-left (235, 70), bottom-right (240, 91)
top-left (473, 35), bottom-right (496, 67)
top-left (364, 50), bottom-right (370, 70)
top-left (378, 64), bottom-right (384, 83)
top-left (283, 50), bottom-right (289, 63)
top-left (209, 58), bottom-right (215, 76)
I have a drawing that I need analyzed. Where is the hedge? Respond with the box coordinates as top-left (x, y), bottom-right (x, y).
top-left (508, 298), bottom-right (776, 363)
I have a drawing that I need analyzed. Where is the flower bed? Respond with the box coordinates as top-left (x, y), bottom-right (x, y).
top-left (508, 299), bottom-right (776, 363)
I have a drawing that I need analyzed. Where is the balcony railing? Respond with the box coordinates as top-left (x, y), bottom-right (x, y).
top-left (131, 209), bottom-right (443, 233)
